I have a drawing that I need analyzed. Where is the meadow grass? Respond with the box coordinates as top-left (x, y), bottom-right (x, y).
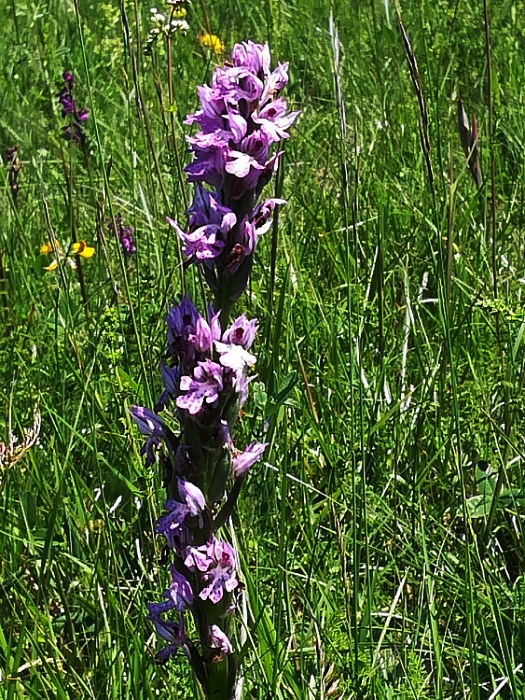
top-left (2, 0), bottom-right (525, 697)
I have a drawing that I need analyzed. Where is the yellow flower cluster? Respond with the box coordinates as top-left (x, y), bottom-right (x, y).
top-left (40, 239), bottom-right (95, 272)
top-left (199, 33), bottom-right (224, 55)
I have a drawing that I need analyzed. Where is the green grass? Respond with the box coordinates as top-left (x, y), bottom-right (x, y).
top-left (2, 0), bottom-right (525, 697)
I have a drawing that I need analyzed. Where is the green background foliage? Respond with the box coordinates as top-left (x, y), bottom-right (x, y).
top-left (2, 0), bottom-right (525, 697)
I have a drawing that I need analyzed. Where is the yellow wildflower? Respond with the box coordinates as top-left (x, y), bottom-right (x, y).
top-left (199, 33), bottom-right (224, 55)
top-left (71, 240), bottom-right (96, 259)
top-left (40, 238), bottom-right (95, 272)
top-left (43, 260), bottom-right (59, 272)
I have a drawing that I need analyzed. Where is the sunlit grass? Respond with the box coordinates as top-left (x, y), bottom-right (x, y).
top-left (2, 0), bottom-right (525, 697)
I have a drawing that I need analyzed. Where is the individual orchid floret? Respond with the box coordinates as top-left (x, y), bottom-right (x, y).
top-left (130, 403), bottom-right (175, 466)
top-left (165, 564), bottom-right (195, 610)
top-left (232, 441), bottom-right (267, 477)
top-left (194, 308), bottom-right (221, 353)
top-left (166, 296), bottom-right (201, 359)
top-left (231, 40), bottom-right (271, 76)
top-left (168, 187), bottom-right (236, 261)
top-left (147, 605), bottom-right (187, 663)
top-left (184, 537), bottom-right (238, 603)
top-left (177, 359), bottom-right (224, 415)
top-left (178, 478), bottom-right (206, 516)
top-left (208, 625), bottom-right (233, 655)
top-left (156, 498), bottom-right (192, 552)
top-left (129, 405), bottom-right (180, 456)
top-left (155, 364), bottom-right (181, 412)
top-left (215, 341), bottom-right (256, 373)
top-left (222, 314), bottom-right (258, 349)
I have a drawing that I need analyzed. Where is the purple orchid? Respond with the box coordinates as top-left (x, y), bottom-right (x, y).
top-left (56, 70), bottom-right (89, 147)
top-left (165, 565), bottom-right (195, 610)
top-left (108, 214), bottom-right (137, 256)
top-left (133, 40), bottom-right (296, 697)
top-left (156, 498), bottom-right (192, 553)
top-left (168, 41), bottom-right (299, 301)
top-left (177, 359), bottom-right (224, 415)
top-left (178, 478), bottom-right (206, 516)
top-left (147, 605), bottom-right (187, 663)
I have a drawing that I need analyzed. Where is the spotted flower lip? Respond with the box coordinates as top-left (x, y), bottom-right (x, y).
top-left (177, 359), bottom-right (224, 415)
top-left (184, 537), bottom-right (238, 603)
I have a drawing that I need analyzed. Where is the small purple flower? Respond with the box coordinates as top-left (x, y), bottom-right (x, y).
top-left (155, 364), bottom-right (181, 412)
top-left (231, 41), bottom-right (271, 77)
top-left (165, 565), bottom-right (195, 610)
top-left (167, 297), bottom-right (201, 361)
top-left (178, 478), bottom-right (206, 516)
top-left (147, 605), bottom-right (187, 663)
top-left (222, 314), bottom-right (258, 349)
top-left (209, 624), bottom-right (233, 655)
top-left (162, 364), bottom-right (180, 395)
top-left (250, 198), bottom-right (286, 235)
top-left (232, 441), bottom-right (267, 477)
top-left (156, 499), bottom-right (192, 552)
top-left (215, 341), bottom-right (256, 373)
top-left (168, 187), bottom-right (236, 262)
top-left (129, 405), bottom-right (169, 438)
top-left (108, 214), bottom-right (136, 256)
top-left (185, 537), bottom-right (238, 603)
top-left (177, 359), bottom-right (224, 415)
top-left (194, 309), bottom-right (221, 353)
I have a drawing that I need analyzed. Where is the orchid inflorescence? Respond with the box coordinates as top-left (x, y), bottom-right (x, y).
top-left (56, 71), bottom-right (89, 146)
top-left (131, 41), bottom-right (298, 697)
top-left (168, 40), bottom-right (299, 305)
top-left (108, 215), bottom-right (136, 256)
top-left (6, 146), bottom-right (21, 204)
